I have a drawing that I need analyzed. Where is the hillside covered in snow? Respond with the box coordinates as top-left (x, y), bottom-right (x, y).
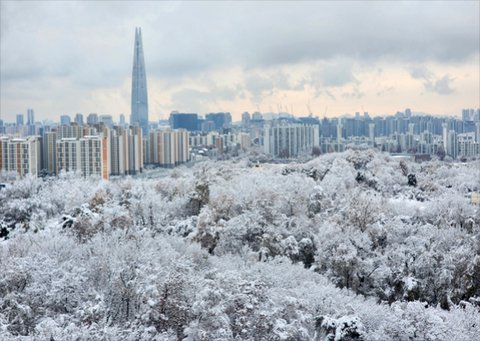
top-left (1, 150), bottom-right (479, 340)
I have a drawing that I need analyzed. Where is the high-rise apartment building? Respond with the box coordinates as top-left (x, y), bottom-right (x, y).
top-left (131, 27), bottom-right (149, 134)
top-left (264, 122), bottom-right (319, 158)
top-left (147, 128), bottom-right (189, 167)
top-left (56, 136), bottom-right (109, 179)
top-left (446, 130), bottom-right (458, 159)
top-left (368, 123), bottom-right (375, 146)
top-left (58, 124), bottom-right (84, 139)
top-left (79, 136), bottom-right (106, 179)
top-left (442, 122), bottom-right (448, 151)
top-left (42, 131), bottom-right (57, 175)
top-left (0, 136), bottom-right (41, 176)
top-left (109, 125), bottom-right (143, 175)
top-left (56, 138), bottom-right (81, 174)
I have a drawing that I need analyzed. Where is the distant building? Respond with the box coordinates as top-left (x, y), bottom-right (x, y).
top-left (119, 113), bottom-right (126, 127)
top-left (205, 112), bottom-right (232, 131)
top-left (87, 113), bottom-right (99, 125)
top-left (242, 112), bottom-right (251, 128)
top-left (60, 115), bottom-right (71, 125)
top-left (446, 130), bottom-right (458, 159)
top-left (16, 114), bottom-right (24, 126)
top-left (169, 112), bottom-right (198, 132)
top-left (252, 112), bottom-right (263, 121)
top-left (476, 122), bottom-right (480, 143)
top-left (27, 109), bottom-right (35, 125)
top-left (26, 109), bottom-right (36, 136)
top-left (369, 123), bottom-right (375, 146)
top-left (74, 113), bottom-right (84, 126)
top-left (99, 115), bottom-right (114, 128)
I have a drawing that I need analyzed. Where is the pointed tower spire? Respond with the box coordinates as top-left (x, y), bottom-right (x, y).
top-left (131, 27), bottom-right (149, 134)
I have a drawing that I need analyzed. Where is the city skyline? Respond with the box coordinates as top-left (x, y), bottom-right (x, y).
top-left (1, 1), bottom-right (479, 122)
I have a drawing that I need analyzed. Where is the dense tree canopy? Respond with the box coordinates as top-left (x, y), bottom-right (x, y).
top-left (1, 150), bottom-right (479, 340)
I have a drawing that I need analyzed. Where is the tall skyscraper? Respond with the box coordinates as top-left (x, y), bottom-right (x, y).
top-left (75, 113), bottom-right (84, 126)
top-left (16, 114), bottom-right (24, 126)
top-left (87, 113), bottom-right (99, 125)
top-left (27, 109), bottom-right (36, 136)
top-left (131, 27), bottom-right (149, 135)
top-left (119, 113), bottom-right (126, 127)
top-left (27, 109), bottom-right (35, 125)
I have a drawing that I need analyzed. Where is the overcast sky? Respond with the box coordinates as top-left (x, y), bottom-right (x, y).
top-left (1, 1), bottom-right (479, 122)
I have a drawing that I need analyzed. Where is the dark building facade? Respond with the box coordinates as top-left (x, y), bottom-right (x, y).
top-left (169, 112), bottom-right (199, 132)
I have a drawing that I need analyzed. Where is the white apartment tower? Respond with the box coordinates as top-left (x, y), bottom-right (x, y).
top-left (0, 136), bottom-right (41, 177)
top-left (264, 122), bottom-right (319, 158)
top-left (56, 138), bottom-right (81, 174)
top-left (148, 128), bottom-right (189, 167)
top-left (56, 136), bottom-right (109, 179)
top-left (109, 125), bottom-right (143, 175)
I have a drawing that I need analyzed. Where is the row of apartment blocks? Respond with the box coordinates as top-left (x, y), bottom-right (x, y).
top-left (0, 125), bottom-right (192, 179)
top-left (318, 121), bottom-right (480, 159)
top-left (0, 120), bottom-right (263, 178)
top-left (190, 131), bottom-right (251, 152)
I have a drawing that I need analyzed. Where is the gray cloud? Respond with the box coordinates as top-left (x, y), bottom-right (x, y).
top-left (309, 60), bottom-right (358, 88)
top-left (315, 90), bottom-right (336, 101)
top-left (170, 85), bottom-right (240, 113)
top-left (342, 86), bottom-right (365, 100)
top-left (244, 71), bottom-right (291, 103)
top-left (425, 75), bottom-right (455, 95)
top-left (409, 66), bottom-right (456, 95)
top-left (0, 1), bottom-right (478, 119)
top-left (2, 2), bottom-right (478, 83)
top-left (376, 86), bottom-right (395, 97)
top-left (410, 66), bottom-right (433, 80)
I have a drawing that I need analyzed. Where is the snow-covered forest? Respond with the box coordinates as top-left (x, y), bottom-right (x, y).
top-left (1, 149), bottom-right (479, 340)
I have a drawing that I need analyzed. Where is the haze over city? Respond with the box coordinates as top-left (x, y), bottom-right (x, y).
top-left (1, 1), bottom-right (479, 122)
